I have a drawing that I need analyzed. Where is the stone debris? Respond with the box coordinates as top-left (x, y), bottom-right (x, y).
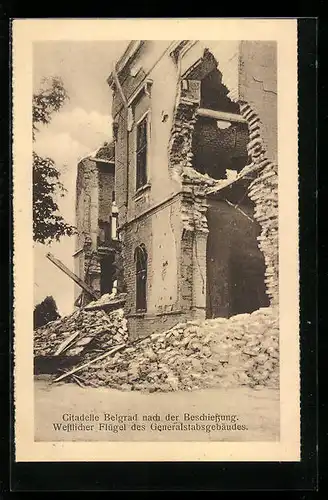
top-left (84, 292), bottom-right (127, 311)
top-left (76, 307), bottom-right (279, 392)
top-left (182, 166), bottom-right (223, 187)
top-left (34, 308), bottom-right (128, 358)
top-left (34, 303), bottom-right (279, 393)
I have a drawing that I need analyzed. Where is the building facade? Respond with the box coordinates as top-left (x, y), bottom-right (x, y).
top-left (107, 40), bottom-right (278, 340)
top-left (74, 142), bottom-right (120, 306)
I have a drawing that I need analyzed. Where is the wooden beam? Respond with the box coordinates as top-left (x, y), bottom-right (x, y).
top-left (46, 252), bottom-right (100, 300)
top-left (53, 344), bottom-right (126, 383)
top-left (196, 108), bottom-right (247, 124)
top-left (54, 331), bottom-right (81, 356)
top-left (89, 158), bottom-right (115, 166)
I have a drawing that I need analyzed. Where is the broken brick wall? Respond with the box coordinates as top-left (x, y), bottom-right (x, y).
top-left (168, 41), bottom-right (279, 312)
top-left (238, 41), bottom-right (278, 307)
top-left (98, 163), bottom-right (115, 223)
top-left (74, 158), bottom-right (116, 304)
top-left (239, 41), bottom-right (277, 166)
top-left (74, 158), bottom-right (100, 302)
top-left (75, 158), bottom-right (99, 251)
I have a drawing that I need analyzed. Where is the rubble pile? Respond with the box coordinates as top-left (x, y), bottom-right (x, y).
top-left (84, 292), bottom-right (127, 312)
top-left (34, 308), bottom-right (128, 358)
top-left (77, 307), bottom-right (279, 392)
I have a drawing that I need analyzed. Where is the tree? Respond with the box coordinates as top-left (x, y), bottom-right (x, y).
top-left (33, 76), bottom-right (76, 244)
top-left (34, 296), bottom-right (61, 329)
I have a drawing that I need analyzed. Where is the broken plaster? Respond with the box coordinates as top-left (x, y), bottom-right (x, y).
top-left (167, 58), bottom-right (279, 306)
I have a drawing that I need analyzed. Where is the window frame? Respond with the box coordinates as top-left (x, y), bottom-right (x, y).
top-left (134, 244), bottom-right (148, 313)
top-left (135, 110), bottom-right (150, 192)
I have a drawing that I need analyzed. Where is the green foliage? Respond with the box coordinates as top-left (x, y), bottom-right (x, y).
top-left (33, 76), bottom-right (76, 244)
top-left (33, 76), bottom-right (69, 139)
top-left (34, 295), bottom-right (61, 329)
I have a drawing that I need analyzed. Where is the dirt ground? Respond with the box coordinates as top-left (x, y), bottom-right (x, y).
top-left (34, 376), bottom-right (280, 442)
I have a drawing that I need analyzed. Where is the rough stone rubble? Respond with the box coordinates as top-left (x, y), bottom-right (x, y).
top-left (34, 97), bottom-right (280, 393)
top-left (34, 308), bottom-right (128, 358)
top-left (34, 305), bottom-right (279, 392)
top-left (77, 307), bottom-right (279, 392)
top-left (34, 68), bottom-right (279, 394)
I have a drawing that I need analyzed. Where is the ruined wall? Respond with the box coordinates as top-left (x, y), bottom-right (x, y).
top-left (239, 41), bottom-right (277, 165)
top-left (112, 40), bottom-right (278, 339)
top-left (167, 72), bottom-right (209, 323)
top-left (238, 42), bottom-right (278, 307)
top-left (206, 198), bottom-right (269, 318)
top-left (179, 41), bottom-right (240, 95)
top-left (168, 41), bottom-right (279, 310)
top-left (74, 158), bottom-right (117, 303)
top-left (169, 92), bottom-right (199, 179)
top-left (74, 158), bottom-right (99, 302)
top-left (98, 163), bottom-right (115, 223)
top-left (75, 158), bottom-right (99, 250)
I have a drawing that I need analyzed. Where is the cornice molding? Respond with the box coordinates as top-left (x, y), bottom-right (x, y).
top-left (107, 40), bottom-right (144, 87)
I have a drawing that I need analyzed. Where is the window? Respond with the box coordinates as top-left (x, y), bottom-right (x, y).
top-left (134, 244), bottom-right (147, 312)
top-left (136, 114), bottom-right (148, 190)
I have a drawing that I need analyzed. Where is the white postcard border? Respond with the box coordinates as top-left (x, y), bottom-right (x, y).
top-left (13, 18), bottom-right (300, 462)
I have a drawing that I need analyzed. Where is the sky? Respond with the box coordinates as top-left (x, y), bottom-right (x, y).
top-left (33, 41), bottom-right (129, 317)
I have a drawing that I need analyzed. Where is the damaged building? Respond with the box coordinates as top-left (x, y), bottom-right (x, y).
top-left (74, 142), bottom-right (122, 307)
top-left (75, 40), bottom-right (278, 341)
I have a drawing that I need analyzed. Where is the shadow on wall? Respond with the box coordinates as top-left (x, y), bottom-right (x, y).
top-left (206, 198), bottom-right (269, 319)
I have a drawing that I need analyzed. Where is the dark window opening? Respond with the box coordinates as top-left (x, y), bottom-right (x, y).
top-left (134, 244), bottom-right (147, 312)
top-left (185, 49), bottom-right (249, 181)
top-left (136, 115), bottom-right (148, 190)
top-left (206, 200), bottom-right (269, 319)
top-left (184, 49), bottom-right (240, 114)
top-left (100, 254), bottom-right (115, 295)
top-left (192, 118), bottom-right (249, 180)
top-left (200, 68), bottom-right (240, 114)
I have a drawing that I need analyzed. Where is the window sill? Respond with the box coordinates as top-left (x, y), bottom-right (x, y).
top-left (134, 183), bottom-right (151, 200)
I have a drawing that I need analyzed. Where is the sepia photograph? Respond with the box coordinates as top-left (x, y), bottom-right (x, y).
top-left (13, 19), bottom-right (299, 462)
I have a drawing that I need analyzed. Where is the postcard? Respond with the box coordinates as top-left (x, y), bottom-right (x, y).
top-left (12, 18), bottom-right (300, 462)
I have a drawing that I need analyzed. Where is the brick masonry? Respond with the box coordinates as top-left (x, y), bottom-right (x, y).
top-left (239, 101), bottom-right (279, 307)
top-left (74, 156), bottom-right (116, 303)
top-left (111, 42), bottom-right (278, 340)
top-left (166, 45), bottom-right (279, 313)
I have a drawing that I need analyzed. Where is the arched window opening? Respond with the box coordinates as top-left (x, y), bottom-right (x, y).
top-left (134, 244), bottom-right (147, 312)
